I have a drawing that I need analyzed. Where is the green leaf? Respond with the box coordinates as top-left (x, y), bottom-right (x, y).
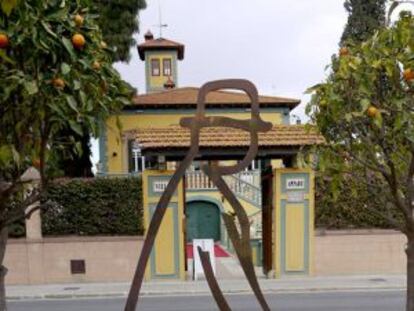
top-left (85, 99), bottom-right (93, 112)
top-left (360, 99), bottom-right (371, 111)
top-left (0, 145), bottom-right (12, 166)
top-left (374, 112), bottom-right (383, 128)
top-left (1, 0), bottom-right (18, 16)
top-left (305, 83), bottom-right (323, 94)
top-left (74, 141), bottom-right (82, 155)
top-left (79, 91), bottom-right (87, 106)
top-left (41, 21), bottom-right (58, 39)
top-left (62, 36), bottom-right (76, 60)
top-left (0, 50), bottom-right (15, 64)
top-left (65, 95), bottom-right (78, 112)
top-left (69, 121), bottom-right (83, 136)
top-left (73, 80), bottom-right (81, 90)
top-left (24, 81), bottom-right (38, 95)
top-left (61, 63), bottom-right (71, 75)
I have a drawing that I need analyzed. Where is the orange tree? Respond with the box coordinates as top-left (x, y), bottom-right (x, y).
top-left (0, 1), bottom-right (131, 308)
top-left (307, 11), bottom-right (414, 311)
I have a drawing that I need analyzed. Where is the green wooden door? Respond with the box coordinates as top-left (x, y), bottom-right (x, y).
top-left (186, 201), bottom-right (220, 242)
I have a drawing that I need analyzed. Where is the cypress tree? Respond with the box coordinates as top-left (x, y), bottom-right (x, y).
top-left (341, 0), bottom-right (386, 45)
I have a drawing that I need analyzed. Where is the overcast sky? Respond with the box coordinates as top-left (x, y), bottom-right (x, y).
top-left (115, 0), bottom-right (349, 119)
top-left (92, 0), bottom-right (412, 168)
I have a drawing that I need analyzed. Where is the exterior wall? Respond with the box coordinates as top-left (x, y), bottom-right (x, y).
top-left (143, 170), bottom-right (185, 281)
top-left (4, 236), bottom-right (143, 285)
top-left (274, 169), bottom-right (315, 277)
top-left (315, 229), bottom-right (407, 276)
top-left (104, 109), bottom-right (286, 174)
top-left (4, 230), bottom-right (406, 285)
top-left (145, 51), bottom-right (178, 93)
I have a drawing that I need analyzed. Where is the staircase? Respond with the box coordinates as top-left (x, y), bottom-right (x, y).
top-left (185, 170), bottom-right (262, 208)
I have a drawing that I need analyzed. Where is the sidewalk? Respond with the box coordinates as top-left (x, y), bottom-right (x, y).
top-left (6, 274), bottom-right (406, 300)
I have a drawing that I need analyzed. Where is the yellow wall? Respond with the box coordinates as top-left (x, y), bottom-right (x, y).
top-left (105, 111), bottom-right (284, 173)
top-left (143, 170), bottom-right (185, 281)
top-left (273, 168), bottom-right (315, 278)
top-left (147, 52), bottom-right (175, 90)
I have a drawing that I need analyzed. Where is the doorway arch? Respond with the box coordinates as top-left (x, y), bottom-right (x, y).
top-left (186, 200), bottom-right (221, 242)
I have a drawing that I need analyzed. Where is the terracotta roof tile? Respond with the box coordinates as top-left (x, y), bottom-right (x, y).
top-left (131, 87), bottom-right (300, 109)
top-left (134, 125), bottom-right (324, 150)
top-left (138, 38), bottom-right (185, 60)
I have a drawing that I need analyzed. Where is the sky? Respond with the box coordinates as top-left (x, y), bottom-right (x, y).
top-left (91, 0), bottom-right (412, 168)
top-left (115, 0), bottom-right (348, 120)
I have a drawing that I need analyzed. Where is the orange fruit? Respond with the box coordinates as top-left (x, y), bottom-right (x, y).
top-left (53, 78), bottom-right (65, 89)
top-left (367, 106), bottom-right (378, 118)
top-left (0, 33), bottom-right (9, 49)
top-left (403, 68), bottom-right (414, 81)
top-left (72, 33), bottom-right (85, 49)
top-left (339, 47), bottom-right (349, 57)
top-left (74, 14), bottom-right (84, 27)
top-left (92, 61), bottom-right (101, 70)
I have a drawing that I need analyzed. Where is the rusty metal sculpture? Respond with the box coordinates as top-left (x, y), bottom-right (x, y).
top-left (124, 79), bottom-right (272, 311)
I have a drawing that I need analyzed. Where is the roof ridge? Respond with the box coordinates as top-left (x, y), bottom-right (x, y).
top-left (132, 86), bottom-right (300, 103)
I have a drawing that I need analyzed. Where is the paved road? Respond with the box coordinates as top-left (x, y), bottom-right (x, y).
top-left (8, 290), bottom-right (405, 311)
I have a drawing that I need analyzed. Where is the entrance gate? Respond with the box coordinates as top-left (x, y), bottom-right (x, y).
top-left (141, 167), bottom-right (314, 281)
top-left (186, 201), bottom-right (221, 242)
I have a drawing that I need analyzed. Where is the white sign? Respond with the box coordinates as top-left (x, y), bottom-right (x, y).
top-left (287, 191), bottom-right (305, 202)
top-left (286, 178), bottom-right (305, 190)
top-left (152, 180), bottom-right (168, 193)
top-left (193, 239), bottom-right (215, 280)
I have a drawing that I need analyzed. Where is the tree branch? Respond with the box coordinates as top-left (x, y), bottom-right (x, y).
top-left (2, 191), bottom-right (41, 229)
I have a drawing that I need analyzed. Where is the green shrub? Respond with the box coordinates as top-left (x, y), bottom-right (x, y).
top-left (315, 174), bottom-right (402, 229)
top-left (41, 177), bottom-right (143, 236)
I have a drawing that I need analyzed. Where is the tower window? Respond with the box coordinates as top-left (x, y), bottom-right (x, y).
top-left (163, 59), bottom-right (172, 76)
top-left (151, 59), bottom-right (160, 76)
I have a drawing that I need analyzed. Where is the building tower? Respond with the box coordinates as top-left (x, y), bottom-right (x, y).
top-left (138, 30), bottom-right (185, 94)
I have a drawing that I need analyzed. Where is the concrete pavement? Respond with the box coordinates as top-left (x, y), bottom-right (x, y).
top-left (8, 291), bottom-right (406, 311)
top-left (6, 274), bottom-right (406, 301)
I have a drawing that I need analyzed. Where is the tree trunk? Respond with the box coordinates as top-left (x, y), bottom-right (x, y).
top-left (0, 227), bottom-right (8, 311)
top-left (407, 234), bottom-right (414, 311)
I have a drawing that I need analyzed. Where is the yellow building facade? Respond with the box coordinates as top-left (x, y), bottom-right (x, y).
top-left (99, 32), bottom-right (321, 279)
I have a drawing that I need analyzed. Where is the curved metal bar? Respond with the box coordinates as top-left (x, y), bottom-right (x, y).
top-left (203, 165), bottom-right (271, 311)
top-left (124, 149), bottom-right (196, 311)
top-left (125, 79), bottom-right (272, 311)
top-left (197, 246), bottom-right (232, 311)
top-left (180, 79), bottom-right (272, 176)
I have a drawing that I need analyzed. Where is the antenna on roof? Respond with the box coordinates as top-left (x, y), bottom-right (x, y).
top-left (154, 0), bottom-right (168, 38)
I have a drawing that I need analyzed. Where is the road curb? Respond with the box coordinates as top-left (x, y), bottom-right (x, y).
top-left (6, 285), bottom-right (406, 301)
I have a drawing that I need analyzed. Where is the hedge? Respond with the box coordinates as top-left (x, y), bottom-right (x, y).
top-left (314, 174), bottom-right (402, 229)
top-left (41, 177), bottom-right (143, 236)
top-left (10, 173), bottom-right (399, 238)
